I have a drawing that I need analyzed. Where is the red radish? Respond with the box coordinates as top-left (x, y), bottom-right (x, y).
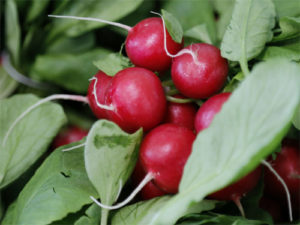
top-left (52, 125), bottom-right (88, 148)
top-left (48, 15), bottom-right (183, 72)
top-left (195, 92), bottom-right (231, 133)
top-left (259, 197), bottom-right (283, 222)
top-left (87, 71), bottom-right (112, 119)
top-left (139, 124), bottom-right (196, 193)
top-left (164, 95), bottom-right (197, 130)
top-left (264, 139), bottom-right (300, 217)
top-left (104, 67), bottom-right (166, 133)
top-left (132, 160), bottom-right (166, 200)
top-left (171, 43), bottom-right (228, 99)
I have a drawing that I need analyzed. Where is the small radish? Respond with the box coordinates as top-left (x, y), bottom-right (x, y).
top-left (91, 123), bottom-right (195, 210)
top-left (164, 95), bottom-right (197, 130)
top-left (52, 125), bottom-right (88, 148)
top-left (87, 70), bottom-right (112, 119)
top-left (132, 160), bottom-right (166, 200)
top-left (104, 67), bottom-right (166, 133)
top-left (194, 92), bottom-right (231, 133)
top-left (171, 43), bottom-right (228, 99)
top-left (48, 15), bottom-right (183, 72)
top-left (264, 139), bottom-right (300, 218)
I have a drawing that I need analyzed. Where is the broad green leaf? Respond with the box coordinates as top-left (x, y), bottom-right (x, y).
top-left (258, 46), bottom-right (300, 61)
top-left (0, 94), bottom-right (66, 188)
top-left (147, 59), bottom-right (300, 225)
top-left (2, 142), bottom-right (98, 225)
top-left (272, 16), bottom-right (300, 42)
top-left (74, 204), bottom-right (101, 225)
top-left (5, 0), bottom-right (21, 66)
top-left (176, 212), bottom-right (267, 225)
top-left (223, 72), bottom-right (244, 92)
top-left (85, 120), bottom-right (143, 206)
top-left (0, 66), bottom-right (18, 99)
top-left (273, 0), bottom-right (300, 18)
top-left (93, 53), bottom-right (132, 76)
top-left (26, 0), bottom-right (50, 23)
top-left (112, 197), bottom-right (217, 225)
top-left (162, 9), bottom-right (183, 43)
top-left (163, 0), bottom-right (217, 44)
top-left (221, 0), bottom-right (276, 63)
top-left (30, 48), bottom-right (111, 93)
top-left (2, 201), bottom-right (16, 224)
top-left (184, 24), bottom-right (213, 44)
top-left (48, 0), bottom-right (143, 40)
top-left (293, 104), bottom-right (300, 130)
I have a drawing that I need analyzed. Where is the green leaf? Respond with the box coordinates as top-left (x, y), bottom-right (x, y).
top-left (0, 94), bottom-right (66, 188)
top-left (221, 0), bottom-right (276, 63)
top-left (184, 24), bottom-right (213, 44)
top-left (176, 212), bottom-right (267, 225)
top-left (273, 0), bottom-right (300, 18)
top-left (30, 48), bottom-right (111, 93)
top-left (223, 72), bottom-right (244, 93)
top-left (163, 0), bottom-right (217, 44)
top-left (112, 197), bottom-right (217, 225)
top-left (93, 53), bottom-right (132, 76)
top-left (0, 65), bottom-right (18, 99)
top-left (146, 59), bottom-right (300, 225)
top-left (161, 9), bottom-right (183, 43)
top-left (5, 0), bottom-right (21, 66)
top-left (293, 104), bottom-right (300, 130)
top-left (258, 46), bottom-right (300, 62)
top-left (48, 0), bottom-right (143, 40)
top-left (85, 120), bottom-right (143, 223)
top-left (272, 16), bottom-right (300, 42)
top-left (74, 204), bottom-right (101, 225)
top-left (2, 141), bottom-right (98, 225)
top-left (1, 201), bottom-right (16, 224)
top-left (26, 0), bottom-right (51, 23)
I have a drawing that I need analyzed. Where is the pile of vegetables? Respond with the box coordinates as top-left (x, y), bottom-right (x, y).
top-left (0, 0), bottom-right (299, 224)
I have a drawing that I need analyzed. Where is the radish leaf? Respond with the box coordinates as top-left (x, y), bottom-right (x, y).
top-left (161, 9), bottom-right (183, 43)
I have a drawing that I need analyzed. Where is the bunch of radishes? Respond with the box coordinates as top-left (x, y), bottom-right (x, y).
top-left (5, 12), bottom-right (299, 223)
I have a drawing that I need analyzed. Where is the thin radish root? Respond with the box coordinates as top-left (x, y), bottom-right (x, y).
top-left (262, 160), bottom-right (293, 222)
top-left (2, 94), bottom-right (88, 148)
top-left (62, 143), bottom-right (86, 152)
top-left (89, 77), bottom-right (114, 111)
top-left (91, 173), bottom-right (154, 210)
top-left (232, 196), bottom-right (245, 218)
top-left (48, 15), bottom-right (132, 31)
top-left (150, 11), bottom-right (198, 63)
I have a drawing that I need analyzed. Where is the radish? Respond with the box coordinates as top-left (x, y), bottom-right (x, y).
top-left (259, 197), bottom-right (283, 222)
top-left (164, 95), bottom-right (197, 130)
top-left (264, 138), bottom-right (300, 219)
top-left (48, 15), bottom-right (183, 72)
top-left (132, 160), bottom-right (166, 200)
top-left (194, 92), bottom-right (231, 133)
top-left (52, 125), bottom-right (88, 148)
top-left (91, 123), bottom-right (195, 210)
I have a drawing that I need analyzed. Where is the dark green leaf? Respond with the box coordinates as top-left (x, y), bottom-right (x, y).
top-left (146, 59), bottom-right (300, 225)
top-left (163, 0), bottom-right (217, 44)
top-left (0, 66), bottom-right (18, 99)
top-left (30, 48), bottom-right (111, 93)
top-left (5, 0), bottom-right (21, 66)
top-left (93, 53), bottom-right (132, 76)
top-left (293, 104), bottom-right (300, 130)
top-left (223, 72), bottom-right (244, 92)
top-left (221, 0), bottom-right (276, 62)
top-left (272, 16), bottom-right (300, 42)
top-left (2, 141), bottom-right (98, 225)
top-left (161, 9), bottom-right (183, 43)
top-left (26, 0), bottom-right (50, 23)
top-left (184, 24), bottom-right (213, 44)
top-left (74, 204), bottom-right (101, 225)
top-left (0, 94), bottom-right (67, 188)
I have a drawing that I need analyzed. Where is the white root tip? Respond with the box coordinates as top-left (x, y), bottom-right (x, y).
top-left (2, 94), bottom-right (88, 148)
top-left (91, 173), bottom-right (154, 210)
top-left (233, 196), bottom-right (245, 218)
top-left (62, 142), bottom-right (86, 152)
top-left (262, 160), bottom-right (293, 222)
top-left (48, 15), bottom-right (131, 31)
top-left (150, 11), bottom-right (198, 62)
top-left (90, 77), bottom-right (114, 111)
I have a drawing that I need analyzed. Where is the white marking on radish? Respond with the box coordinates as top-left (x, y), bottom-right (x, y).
top-left (89, 77), bottom-right (114, 111)
top-left (150, 11), bottom-right (198, 63)
top-left (2, 94), bottom-right (88, 148)
top-left (62, 143), bottom-right (86, 152)
top-left (90, 172), bottom-right (154, 210)
top-left (48, 15), bottom-right (131, 31)
top-left (262, 159), bottom-right (293, 222)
